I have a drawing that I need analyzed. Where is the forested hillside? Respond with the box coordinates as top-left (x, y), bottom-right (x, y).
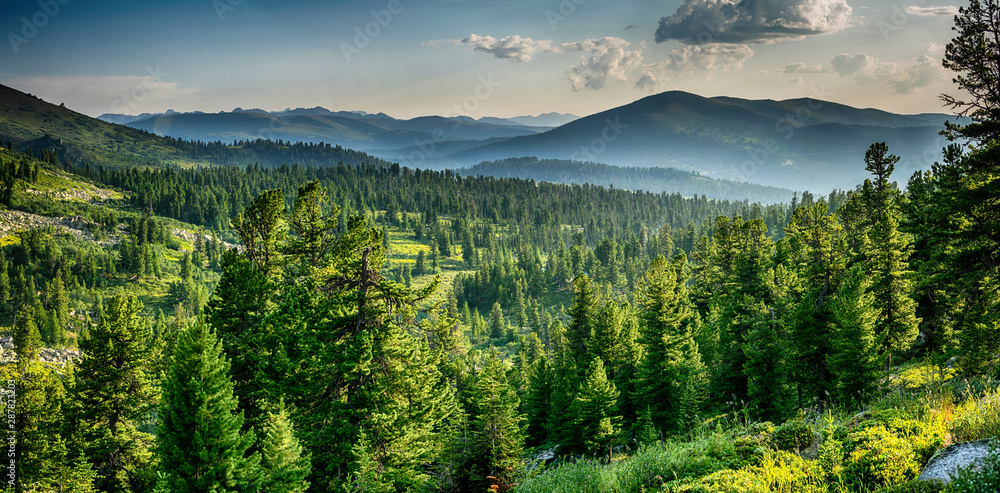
top-left (459, 157), bottom-right (795, 203)
top-left (1, 2), bottom-right (999, 492)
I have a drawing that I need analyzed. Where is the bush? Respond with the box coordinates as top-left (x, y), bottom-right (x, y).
top-left (952, 389), bottom-right (1000, 442)
top-left (843, 425), bottom-right (920, 490)
top-left (773, 419), bottom-right (813, 452)
top-left (878, 479), bottom-right (946, 492)
top-left (665, 451), bottom-right (825, 493)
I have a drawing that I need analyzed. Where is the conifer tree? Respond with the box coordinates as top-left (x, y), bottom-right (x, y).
top-left (570, 357), bottom-right (621, 458)
top-left (47, 269), bottom-right (69, 330)
top-left (524, 355), bottom-right (553, 447)
top-left (206, 249), bottom-right (273, 435)
top-left (71, 294), bottom-right (155, 493)
top-left (828, 266), bottom-right (881, 405)
top-left (868, 206), bottom-right (920, 369)
top-left (13, 306), bottom-right (41, 367)
top-left (157, 318), bottom-right (262, 492)
top-left (462, 348), bottom-right (524, 492)
top-left (259, 400), bottom-right (312, 493)
top-left (785, 201), bottom-right (846, 404)
top-left (637, 256), bottom-right (706, 434)
top-left (567, 274), bottom-right (599, 366)
top-left (488, 302), bottom-right (506, 340)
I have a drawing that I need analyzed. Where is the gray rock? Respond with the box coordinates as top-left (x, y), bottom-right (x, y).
top-left (918, 439), bottom-right (994, 484)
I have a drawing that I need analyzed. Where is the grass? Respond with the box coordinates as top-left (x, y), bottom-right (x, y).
top-left (515, 365), bottom-right (1000, 493)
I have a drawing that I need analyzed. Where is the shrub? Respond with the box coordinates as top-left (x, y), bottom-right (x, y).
top-left (773, 419), bottom-right (814, 452)
top-left (843, 425), bottom-right (920, 490)
top-left (665, 451), bottom-right (825, 493)
top-left (878, 479), bottom-right (946, 492)
top-left (952, 389), bottom-right (1000, 442)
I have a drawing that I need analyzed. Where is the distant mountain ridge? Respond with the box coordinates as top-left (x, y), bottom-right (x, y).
top-left (440, 91), bottom-right (961, 192)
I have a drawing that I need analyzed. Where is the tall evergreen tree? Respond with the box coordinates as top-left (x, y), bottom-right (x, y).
top-left (461, 348), bottom-right (524, 492)
top-left (567, 274), bottom-right (599, 367)
top-left (70, 294), bottom-right (155, 493)
top-left (785, 201), bottom-right (847, 404)
top-left (13, 306), bottom-right (42, 368)
top-left (829, 266), bottom-right (881, 405)
top-left (570, 357), bottom-right (621, 458)
top-left (637, 256), bottom-right (706, 434)
top-left (157, 318), bottom-right (263, 492)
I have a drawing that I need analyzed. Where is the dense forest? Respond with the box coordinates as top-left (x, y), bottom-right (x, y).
top-left (2, 2), bottom-right (1000, 492)
top-left (457, 157), bottom-right (795, 203)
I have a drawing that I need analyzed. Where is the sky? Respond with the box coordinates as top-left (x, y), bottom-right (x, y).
top-left (0, 0), bottom-right (964, 119)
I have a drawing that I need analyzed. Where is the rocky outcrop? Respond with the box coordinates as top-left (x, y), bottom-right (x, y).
top-left (0, 347), bottom-right (83, 368)
top-left (0, 209), bottom-right (102, 243)
top-left (917, 439), bottom-right (995, 484)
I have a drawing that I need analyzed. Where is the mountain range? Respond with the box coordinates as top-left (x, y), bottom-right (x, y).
top-left (2, 81), bottom-right (962, 195)
top-left (95, 91), bottom-right (959, 192)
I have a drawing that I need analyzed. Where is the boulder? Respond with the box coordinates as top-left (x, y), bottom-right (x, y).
top-left (917, 439), bottom-right (994, 484)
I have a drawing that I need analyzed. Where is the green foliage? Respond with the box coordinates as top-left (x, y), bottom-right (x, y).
top-left (157, 317), bottom-right (262, 492)
top-left (461, 347), bottom-right (525, 492)
top-left (260, 400), bottom-right (311, 493)
top-left (828, 265), bottom-right (881, 405)
top-left (842, 425), bottom-right (920, 490)
top-left (772, 419), bottom-right (814, 452)
top-left (879, 479), bottom-right (946, 493)
top-left (70, 294), bottom-right (156, 493)
top-left (952, 388), bottom-right (1000, 442)
top-left (637, 255), bottom-right (706, 434)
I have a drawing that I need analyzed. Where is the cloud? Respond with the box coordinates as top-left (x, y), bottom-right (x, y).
top-left (655, 0), bottom-right (852, 45)
top-left (552, 37), bottom-right (645, 91)
top-left (637, 43), bottom-right (753, 89)
top-left (831, 52), bottom-right (943, 93)
top-left (781, 62), bottom-right (832, 73)
top-left (905, 5), bottom-right (959, 15)
top-left (449, 34), bottom-right (553, 62)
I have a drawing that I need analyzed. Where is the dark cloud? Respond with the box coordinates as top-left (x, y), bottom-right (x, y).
top-left (655, 0), bottom-right (852, 45)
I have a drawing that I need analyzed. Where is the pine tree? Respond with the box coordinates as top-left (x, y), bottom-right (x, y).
top-left (13, 306), bottom-right (42, 367)
top-left (524, 355), bottom-right (553, 447)
top-left (637, 256), bottom-right (706, 434)
top-left (570, 357), bottom-right (621, 458)
top-left (461, 348), bottom-right (524, 492)
top-left (415, 249), bottom-right (427, 276)
top-left (567, 274), bottom-right (599, 366)
top-left (785, 201), bottom-right (846, 404)
top-left (829, 266), bottom-right (881, 405)
top-left (70, 294), bottom-right (155, 493)
top-left (488, 302), bottom-right (506, 340)
top-left (869, 206), bottom-right (920, 369)
top-left (157, 318), bottom-right (263, 492)
top-left (47, 269), bottom-right (69, 331)
top-left (206, 249), bottom-right (273, 435)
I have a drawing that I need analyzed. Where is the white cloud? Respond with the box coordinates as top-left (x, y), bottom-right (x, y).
top-left (905, 5), bottom-right (959, 16)
top-left (655, 0), bottom-right (852, 45)
top-left (552, 37), bottom-right (645, 91)
top-left (449, 34), bottom-right (553, 62)
top-left (831, 52), bottom-right (944, 94)
top-left (637, 43), bottom-right (753, 90)
top-left (781, 62), bottom-right (832, 73)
